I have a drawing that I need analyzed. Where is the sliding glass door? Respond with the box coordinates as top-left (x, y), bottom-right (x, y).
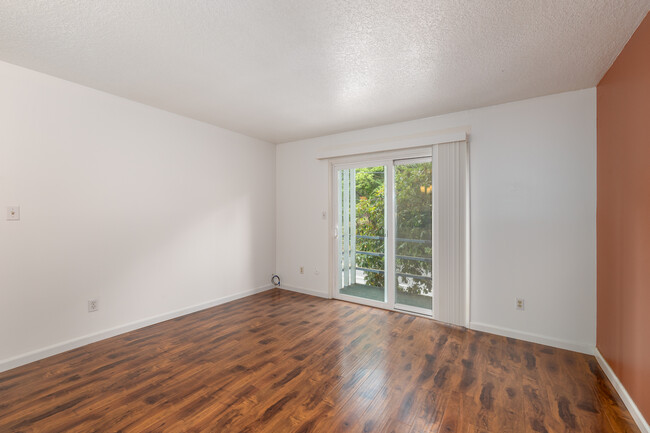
top-left (334, 156), bottom-right (433, 316)
top-left (337, 164), bottom-right (387, 303)
top-left (393, 158), bottom-right (433, 315)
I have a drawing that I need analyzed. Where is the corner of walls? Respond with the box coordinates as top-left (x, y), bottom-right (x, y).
top-left (596, 11), bottom-right (650, 427)
top-left (595, 349), bottom-right (650, 433)
top-left (0, 60), bottom-right (277, 371)
top-left (275, 88), bottom-right (597, 353)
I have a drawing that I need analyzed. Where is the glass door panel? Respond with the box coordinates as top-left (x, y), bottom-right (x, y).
top-left (337, 166), bottom-right (386, 303)
top-left (393, 158), bottom-right (433, 315)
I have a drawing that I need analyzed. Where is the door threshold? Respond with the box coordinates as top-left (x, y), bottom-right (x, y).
top-left (334, 295), bottom-right (435, 320)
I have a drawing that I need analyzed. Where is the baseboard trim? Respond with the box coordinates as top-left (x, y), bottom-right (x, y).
top-left (469, 322), bottom-right (594, 355)
top-left (271, 293), bottom-right (595, 356)
top-left (594, 349), bottom-right (650, 433)
top-left (279, 284), bottom-right (331, 299)
top-left (0, 284), bottom-right (273, 373)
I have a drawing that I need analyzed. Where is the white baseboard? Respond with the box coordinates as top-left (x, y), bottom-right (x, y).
top-left (0, 284), bottom-right (273, 373)
top-left (594, 349), bottom-right (650, 433)
top-left (469, 322), bottom-right (594, 355)
top-left (272, 293), bottom-right (594, 356)
top-left (279, 284), bottom-right (331, 299)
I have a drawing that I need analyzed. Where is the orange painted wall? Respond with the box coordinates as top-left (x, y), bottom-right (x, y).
top-left (597, 12), bottom-right (650, 421)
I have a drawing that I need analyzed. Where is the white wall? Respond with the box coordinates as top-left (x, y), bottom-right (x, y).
top-left (276, 88), bottom-right (597, 353)
top-left (0, 60), bottom-right (276, 369)
top-left (0, 56), bottom-right (596, 369)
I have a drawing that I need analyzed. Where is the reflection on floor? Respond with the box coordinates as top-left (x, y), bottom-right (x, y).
top-left (340, 283), bottom-right (433, 309)
top-left (0, 289), bottom-right (639, 432)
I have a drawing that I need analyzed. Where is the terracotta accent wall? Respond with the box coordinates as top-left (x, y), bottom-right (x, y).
top-left (597, 12), bottom-right (650, 421)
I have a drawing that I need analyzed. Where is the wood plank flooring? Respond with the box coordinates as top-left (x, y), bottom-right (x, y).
top-left (0, 289), bottom-right (640, 432)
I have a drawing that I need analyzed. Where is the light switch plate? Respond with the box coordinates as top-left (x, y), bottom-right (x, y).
top-left (6, 206), bottom-right (20, 221)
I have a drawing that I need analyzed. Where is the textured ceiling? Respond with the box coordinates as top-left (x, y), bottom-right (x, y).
top-left (0, 1), bottom-right (648, 143)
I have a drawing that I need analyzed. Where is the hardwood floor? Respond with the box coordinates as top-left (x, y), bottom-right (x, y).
top-left (0, 289), bottom-right (640, 432)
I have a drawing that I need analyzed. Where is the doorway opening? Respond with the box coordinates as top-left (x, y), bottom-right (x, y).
top-left (334, 155), bottom-right (433, 316)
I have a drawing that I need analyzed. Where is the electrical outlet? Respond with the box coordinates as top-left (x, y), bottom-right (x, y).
top-left (300, 266), bottom-right (304, 274)
top-left (516, 298), bottom-right (525, 311)
top-left (88, 299), bottom-right (99, 312)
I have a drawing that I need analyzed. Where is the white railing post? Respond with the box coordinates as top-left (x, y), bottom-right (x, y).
top-left (337, 170), bottom-right (343, 290)
top-left (342, 169), bottom-right (350, 288)
top-left (350, 170), bottom-right (356, 285)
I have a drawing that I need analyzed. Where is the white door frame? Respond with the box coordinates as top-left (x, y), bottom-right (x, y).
top-left (328, 147), bottom-right (435, 317)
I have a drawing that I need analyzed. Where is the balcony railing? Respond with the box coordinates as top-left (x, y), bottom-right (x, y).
top-left (350, 235), bottom-right (432, 282)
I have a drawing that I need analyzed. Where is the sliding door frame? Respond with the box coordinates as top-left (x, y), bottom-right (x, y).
top-left (331, 158), bottom-right (393, 310)
top-left (392, 156), bottom-right (434, 316)
top-left (329, 146), bottom-right (434, 316)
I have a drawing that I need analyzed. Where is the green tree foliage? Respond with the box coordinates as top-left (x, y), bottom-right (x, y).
top-left (355, 167), bottom-right (385, 288)
top-left (352, 164), bottom-right (432, 294)
top-left (355, 166), bottom-right (384, 200)
top-left (394, 163), bottom-right (432, 295)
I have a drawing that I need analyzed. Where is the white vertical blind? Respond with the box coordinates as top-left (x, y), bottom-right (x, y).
top-left (339, 169), bottom-right (357, 288)
top-left (342, 169), bottom-right (350, 287)
top-left (432, 140), bottom-right (469, 326)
